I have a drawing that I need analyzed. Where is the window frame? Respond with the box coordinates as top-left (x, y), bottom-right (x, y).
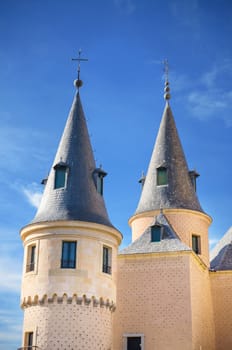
top-left (61, 241), bottom-right (77, 269)
top-left (53, 162), bottom-right (69, 190)
top-left (157, 166), bottom-right (168, 186)
top-left (192, 234), bottom-right (201, 254)
top-left (26, 245), bottom-right (36, 273)
top-left (151, 224), bottom-right (162, 242)
top-left (123, 334), bottom-right (145, 350)
top-left (24, 331), bottom-right (33, 349)
top-left (102, 246), bottom-right (112, 275)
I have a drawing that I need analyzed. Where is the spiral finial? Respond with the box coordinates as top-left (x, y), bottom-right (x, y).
top-left (163, 59), bottom-right (171, 101)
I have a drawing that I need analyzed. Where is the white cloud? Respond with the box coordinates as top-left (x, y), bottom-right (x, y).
top-left (209, 237), bottom-right (219, 249)
top-left (187, 89), bottom-right (232, 126)
top-left (201, 60), bottom-right (232, 89)
top-left (21, 183), bottom-right (43, 208)
top-left (169, 0), bottom-right (200, 33)
top-left (0, 310), bottom-right (22, 346)
top-left (114, 0), bottom-right (136, 14)
top-left (0, 124), bottom-right (52, 174)
top-left (0, 255), bottom-right (22, 293)
top-left (180, 60), bottom-right (232, 126)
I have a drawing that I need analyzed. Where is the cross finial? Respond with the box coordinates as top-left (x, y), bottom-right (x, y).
top-left (72, 49), bottom-right (88, 90)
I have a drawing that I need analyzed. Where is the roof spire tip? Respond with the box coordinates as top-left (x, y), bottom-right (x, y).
top-left (163, 59), bottom-right (171, 101)
top-left (72, 49), bottom-right (88, 91)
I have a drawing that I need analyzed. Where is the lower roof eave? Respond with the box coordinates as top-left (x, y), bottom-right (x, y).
top-left (20, 219), bottom-right (123, 244)
top-left (129, 208), bottom-right (212, 227)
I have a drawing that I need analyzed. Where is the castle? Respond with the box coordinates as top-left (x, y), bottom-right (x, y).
top-left (19, 65), bottom-right (232, 350)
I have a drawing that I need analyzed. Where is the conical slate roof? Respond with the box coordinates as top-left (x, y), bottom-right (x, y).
top-left (32, 91), bottom-right (113, 228)
top-left (135, 102), bottom-right (203, 215)
top-left (210, 227), bottom-right (232, 270)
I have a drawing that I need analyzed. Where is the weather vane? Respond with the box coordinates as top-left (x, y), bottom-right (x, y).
top-left (163, 58), bottom-right (169, 82)
top-left (72, 49), bottom-right (88, 90)
top-left (163, 59), bottom-right (171, 101)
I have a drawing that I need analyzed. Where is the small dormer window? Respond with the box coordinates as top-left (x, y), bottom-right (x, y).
top-left (151, 225), bottom-right (162, 242)
top-left (189, 170), bottom-right (200, 192)
top-left (54, 162), bottom-right (68, 189)
top-left (157, 167), bottom-right (168, 186)
top-left (93, 166), bottom-right (107, 196)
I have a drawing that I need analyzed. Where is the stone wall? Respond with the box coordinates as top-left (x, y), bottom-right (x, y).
top-left (189, 255), bottom-right (215, 350)
top-left (210, 271), bottom-right (232, 350)
top-left (23, 299), bottom-right (113, 350)
top-left (113, 252), bottom-right (193, 350)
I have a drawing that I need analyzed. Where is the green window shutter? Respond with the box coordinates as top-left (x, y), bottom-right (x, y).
top-left (55, 167), bottom-right (66, 189)
top-left (151, 225), bottom-right (161, 242)
top-left (157, 167), bottom-right (168, 186)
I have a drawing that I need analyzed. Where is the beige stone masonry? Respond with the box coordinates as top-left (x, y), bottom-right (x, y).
top-left (23, 302), bottom-right (113, 350)
top-left (113, 251), bottom-right (193, 350)
top-left (210, 271), bottom-right (232, 350)
top-left (129, 208), bottom-right (212, 266)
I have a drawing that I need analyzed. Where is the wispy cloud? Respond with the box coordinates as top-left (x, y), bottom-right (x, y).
top-left (209, 237), bottom-right (219, 249)
top-left (169, 0), bottom-right (201, 35)
top-left (114, 0), bottom-right (136, 14)
top-left (187, 90), bottom-right (229, 118)
top-left (21, 182), bottom-right (43, 208)
top-left (165, 59), bottom-right (232, 127)
top-left (0, 248), bottom-right (22, 293)
top-left (201, 59), bottom-right (232, 89)
top-left (0, 124), bottom-right (52, 174)
top-left (0, 309), bottom-right (22, 346)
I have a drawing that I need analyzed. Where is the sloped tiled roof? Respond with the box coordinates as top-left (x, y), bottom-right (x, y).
top-left (210, 227), bottom-right (232, 270)
top-left (31, 92), bottom-right (113, 228)
top-left (135, 102), bottom-right (203, 215)
top-left (120, 213), bottom-right (191, 255)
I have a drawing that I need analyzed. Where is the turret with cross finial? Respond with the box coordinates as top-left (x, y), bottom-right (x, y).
top-left (19, 50), bottom-right (122, 350)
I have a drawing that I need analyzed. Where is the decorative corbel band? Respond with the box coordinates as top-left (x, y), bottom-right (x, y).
top-left (21, 294), bottom-right (116, 312)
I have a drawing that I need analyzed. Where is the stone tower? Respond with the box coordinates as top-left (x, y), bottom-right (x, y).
top-left (113, 79), bottom-right (215, 350)
top-left (129, 79), bottom-right (211, 266)
top-left (19, 71), bottom-right (122, 349)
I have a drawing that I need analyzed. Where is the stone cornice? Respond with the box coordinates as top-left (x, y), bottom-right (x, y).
top-left (129, 208), bottom-right (212, 227)
top-left (20, 220), bottom-right (122, 245)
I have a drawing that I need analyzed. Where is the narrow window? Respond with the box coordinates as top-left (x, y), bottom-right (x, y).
top-left (54, 162), bottom-right (68, 189)
top-left (192, 235), bottom-right (201, 254)
top-left (25, 332), bottom-right (33, 349)
top-left (97, 175), bottom-right (104, 195)
top-left (102, 246), bottom-right (112, 274)
top-left (151, 225), bottom-right (162, 242)
top-left (54, 167), bottom-right (66, 189)
top-left (61, 241), bottom-right (77, 268)
top-left (189, 170), bottom-right (200, 192)
top-left (157, 167), bottom-right (168, 186)
top-left (93, 167), bottom-right (107, 196)
top-left (26, 245), bottom-right (36, 272)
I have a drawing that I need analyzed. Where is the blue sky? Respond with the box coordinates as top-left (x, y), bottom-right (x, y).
top-left (0, 0), bottom-right (232, 348)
